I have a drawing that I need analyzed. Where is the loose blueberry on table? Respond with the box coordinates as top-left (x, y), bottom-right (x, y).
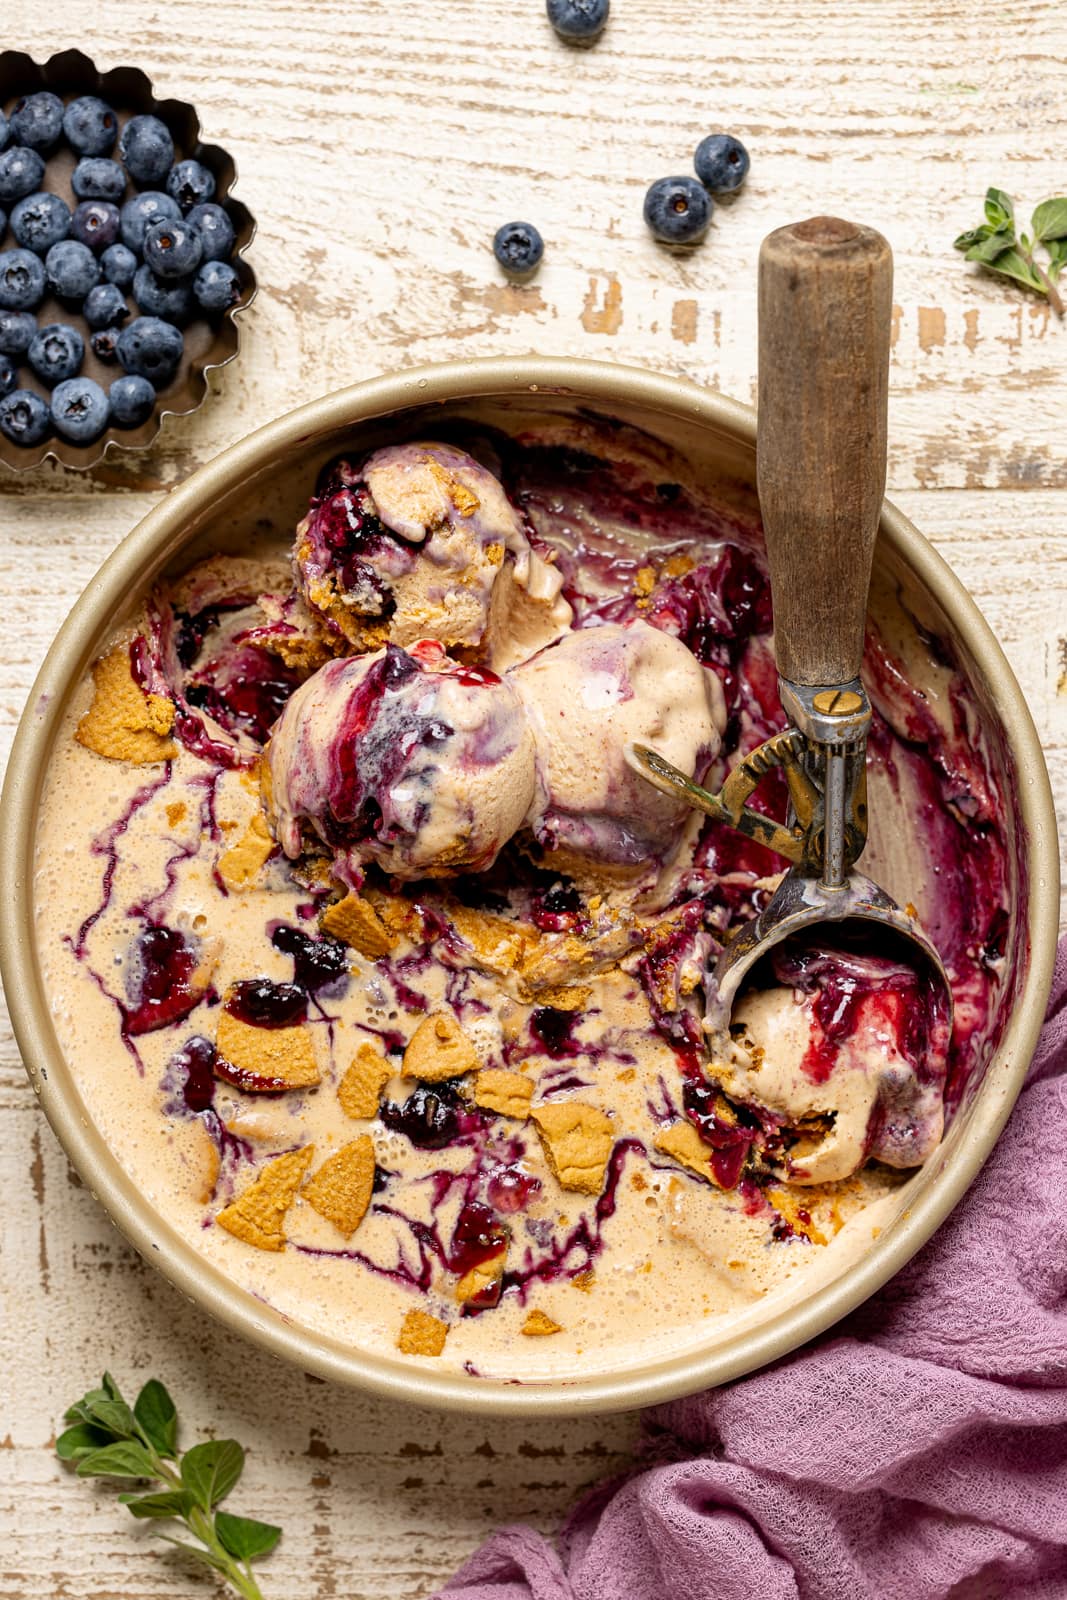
top-left (492, 221), bottom-right (545, 278)
top-left (643, 175), bottom-right (713, 244)
top-left (694, 133), bottom-right (751, 194)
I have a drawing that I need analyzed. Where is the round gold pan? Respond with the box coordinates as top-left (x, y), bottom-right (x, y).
top-left (1, 357), bottom-right (1058, 1416)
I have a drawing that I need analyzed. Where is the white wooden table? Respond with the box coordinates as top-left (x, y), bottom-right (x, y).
top-left (2, 2), bottom-right (1064, 1594)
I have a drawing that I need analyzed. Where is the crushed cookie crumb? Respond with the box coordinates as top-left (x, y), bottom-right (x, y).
top-left (767, 1186), bottom-right (828, 1246)
top-left (303, 1136), bottom-right (376, 1237)
top-left (456, 1248), bottom-right (506, 1305)
top-left (633, 565), bottom-right (657, 598)
top-left (216, 1010), bottom-right (320, 1092)
top-left (654, 1121), bottom-right (723, 1187)
top-left (321, 892), bottom-right (397, 959)
top-left (403, 1011), bottom-right (480, 1083)
top-left (472, 1069), bottom-right (534, 1120)
top-left (522, 1310), bottom-right (562, 1337)
top-left (398, 1309), bottom-right (449, 1357)
top-left (531, 1101), bottom-right (614, 1195)
top-left (218, 810), bottom-right (274, 891)
top-left (572, 1270), bottom-right (595, 1293)
top-left (75, 640), bottom-right (177, 764)
top-left (445, 902), bottom-right (529, 979)
top-left (215, 1146), bottom-right (314, 1251)
top-left (165, 801), bottom-right (187, 827)
top-left (338, 1044), bottom-right (392, 1119)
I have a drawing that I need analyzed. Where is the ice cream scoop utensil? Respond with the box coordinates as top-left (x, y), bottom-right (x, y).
top-left (631, 216), bottom-right (954, 1025)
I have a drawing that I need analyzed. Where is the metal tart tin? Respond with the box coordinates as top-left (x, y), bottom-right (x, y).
top-left (0, 357), bottom-right (1057, 1414)
top-left (0, 48), bottom-right (255, 472)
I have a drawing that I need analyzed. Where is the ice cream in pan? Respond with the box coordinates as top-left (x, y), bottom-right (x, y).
top-left (33, 259), bottom-right (1007, 1377)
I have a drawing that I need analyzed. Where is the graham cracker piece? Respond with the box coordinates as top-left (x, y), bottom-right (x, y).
top-left (302, 1136), bottom-right (376, 1238)
top-left (456, 1249), bottom-right (506, 1305)
top-left (218, 810), bottom-right (274, 891)
top-left (215, 1009), bottom-right (320, 1092)
top-left (767, 1186), bottom-right (829, 1247)
top-left (402, 1012), bottom-right (480, 1083)
top-left (397, 1309), bottom-right (449, 1357)
top-left (530, 984), bottom-right (591, 1012)
top-left (186, 1120), bottom-right (220, 1205)
top-left (321, 893), bottom-right (397, 959)
top-left (472, 1069), bottom-right (534, 1120)
top-left (654, 1121), bottom-right (723, 1187)
top-left (364, 887), bottom-right (427, 942)
top-left (522, 1310), bottom-right (562, 1337)
top-left (165, 801), bottom-right (187, 827)
top-left (338, 1044), bottom-right (393, 1119)
top-left (445, 902), bottom-right (528, 979)
top-left (215, 1146), bottom-right (315, 1251)
top-left (530, 1102), bottom-right (614, 1195)
top-left (75, 640), bottom-right (177, 764)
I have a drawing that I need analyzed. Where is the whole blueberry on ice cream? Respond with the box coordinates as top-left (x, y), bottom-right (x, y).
top-left (295, 441), bottom-right (571, 663)
top-left (266, 640), bottom-right (537, 885)
top-left (512, 619), bottom-right (725, 881)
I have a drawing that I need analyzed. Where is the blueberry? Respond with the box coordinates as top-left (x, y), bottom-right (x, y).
top-left (492, 221), bottom-right (544, 278)
top-left (45, 239), bottom-right (101, 301)
top-left (119, 115), bottom-right (174, 186)
top-left (91, 327), bottom-right (120, 363)
top-left (0, 112), bottom-right (8, 154)
top-left (83, 281), bottom-right (129, 331)
top-left (186, 202), bottom-right (235, 262)
top-left (694, 134), bottom-right (750, 194)
top-left (28, 322), bottom-right (85, 387)
top-left (0, 248), bottom-right (46, 310)
top-left (132, 264), bottom-right (194, 324)
top-left (51, 376), bottom-right (110, 443)
top-left (109, 373), bottom-right (155, 427)
top-left (9, 93), bottom-right (64, 153)
top-left (0, 355), bottom-right (16, 397)
top-left (166, 159), bottom-right (216, 211)
top-left (101, 241), bottom-right (138, 288)
top-left (117, 316), bottom-right (184, 385)
top-left (71, 157), bottom-right (127, 203)
top-left (193, 258), bottom-right (240, 311)
top-left (120, 190), bottom-right (180, 252)
top-left (546, 0), bottom-right (609, 40)
top-left (643, 175), bottom-right (712, 244)
top-left (70, 200), bottom-right (121, 253)
top-left (143, 216), bottom-right (202, 279)
top-left (10, 191), bottom-right (70, 254)
top-left (0, 388), bottom-right (50, 446)
top-left (62, 96), bottom-right (119, 157)
top-left (0, 205), bottom-right (5, 239)
top-left (0, 147), bottom-right (47, 203)
top-left (0, 309), bottom-right (36, 355)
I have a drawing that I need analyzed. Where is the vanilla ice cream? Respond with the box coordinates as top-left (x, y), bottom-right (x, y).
top-left (511, 620), bottom-right (726, 879)
top-left (709, 942), bottom-right (951, 1184)
top-left (296, 440), bottom-right (571, 661)
top-left (267, 639), bottom-right (536, 884)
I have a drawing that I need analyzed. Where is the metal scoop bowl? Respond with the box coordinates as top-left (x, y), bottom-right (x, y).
top-left (630, 215), bottom-right (955, 1046)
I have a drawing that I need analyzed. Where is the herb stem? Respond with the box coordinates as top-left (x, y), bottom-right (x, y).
top-left (1028, 251), bottom-right (1065, 317)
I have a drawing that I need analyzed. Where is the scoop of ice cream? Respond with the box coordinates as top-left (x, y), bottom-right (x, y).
top-left (266, 640), bottom-right (536, 884)
top-left (294, 441), bottom-right (571, 661)
top-left (709, 941), bottom-right (951, 1184)
top-left (510, 620), bottom-right (726, 879)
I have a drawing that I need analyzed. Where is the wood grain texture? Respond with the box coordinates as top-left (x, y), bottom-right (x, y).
top-left (1, 0), bottom-right (1064, 1594)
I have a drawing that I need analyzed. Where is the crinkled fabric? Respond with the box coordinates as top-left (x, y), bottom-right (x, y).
top-left (441, 942), bottom-right (1067, 1600)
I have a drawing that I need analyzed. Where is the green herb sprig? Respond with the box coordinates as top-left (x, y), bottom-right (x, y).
top-left (57, 1373), bottom-right (281, 1600)
top-left (954, 188), bottom-right (1067, 318)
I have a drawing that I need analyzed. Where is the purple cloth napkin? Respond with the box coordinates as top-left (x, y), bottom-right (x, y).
top-left (442, 941), bottom-right (1067, 1600)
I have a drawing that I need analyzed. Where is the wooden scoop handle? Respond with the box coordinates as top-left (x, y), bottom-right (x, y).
top-left (757, 216), bottom-right (893, 689)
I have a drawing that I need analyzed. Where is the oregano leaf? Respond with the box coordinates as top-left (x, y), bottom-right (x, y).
top-left (984, 186), bottom-right (1015, 229)
top-left (1032, 198), bottom-right (1067, 242)
top-left (984, 248), bottom-right (1047, 294)
top-left (215, 1510), bottom-right (282, 1561)
top-left (120, 1488), bottom-right (195, 1520)
top-left (180, 1438), bottom-right (245, 1510)
top-left (75, 1439), bottom-right (158, 1479)
top-left (964, 228), bottom-right (1015, 265)
top-left (56, 1422), bottom-right (112, 1461)
top-left (134, 1379), bottom-right (178, 1458)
